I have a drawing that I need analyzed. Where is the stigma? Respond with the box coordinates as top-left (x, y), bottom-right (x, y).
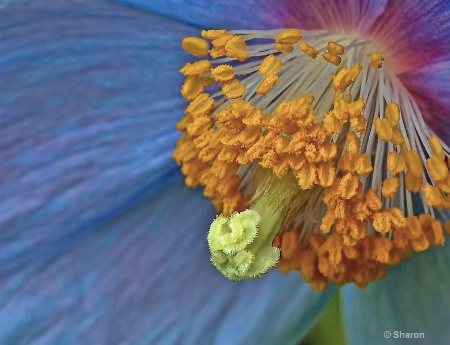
top-left (174, 28), bottom-right (450, 290)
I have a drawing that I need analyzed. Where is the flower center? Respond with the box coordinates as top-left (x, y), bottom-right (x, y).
top-left (174, 28), bottom-right (450, 290)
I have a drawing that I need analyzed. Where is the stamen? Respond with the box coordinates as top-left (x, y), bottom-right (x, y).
top-left (323, 52), bottom-right (341, 66)
top-left (175, 27), bottom-right (450, 290)
top-left (300, 43), bottom-right (319, 59)
top-left (369, 52), bottom-right (384, 68)
top-left (181, 37), bottom-right (210, 57)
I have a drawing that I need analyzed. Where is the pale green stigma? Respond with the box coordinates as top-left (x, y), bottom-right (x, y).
top-left (207, 196), bottom-right (282, 281)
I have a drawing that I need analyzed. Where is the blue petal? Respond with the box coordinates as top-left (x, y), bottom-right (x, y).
top-left (342, 243), bottom-right (450, 345)
top-left (0, 176), bottom-right (336, 344)
top-left (399, 61), bottom-right (450, 145)
top-left (112, 0), bottom-right (280, 29)
top-left (0, 2), bottom-right (197, 267)
top-left (113, 0), bottom-right (388, 32)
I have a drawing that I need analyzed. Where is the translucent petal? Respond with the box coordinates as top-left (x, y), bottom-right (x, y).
top-left (0, 177), bottom-right (337, 344)
top-left (342, 243), bottom-right (450, 345)
top-left (0, 2), bottom-right (197, 266)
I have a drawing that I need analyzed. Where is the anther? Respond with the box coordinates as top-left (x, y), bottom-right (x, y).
top-left (181, 37), bottom-right (210, 57)
top-left (323, 52), bottom-right (341, 66)
top-left (299, 43), bottom-right (319, 58)
top-left (327, 41), bottom-right (345, 55)
top-left (369, 52), bottom-right (384, 68)
top-left (275, 29), bottom-right (303, 44)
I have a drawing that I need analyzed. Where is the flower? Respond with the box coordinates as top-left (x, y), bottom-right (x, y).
top-left (1, 1), bottom-right (449, 345)
top-left (174, 6), bottom-right (450, 290)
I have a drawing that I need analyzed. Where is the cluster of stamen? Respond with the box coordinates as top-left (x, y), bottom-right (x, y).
top-left (175, 29), bottom-right (450, 290)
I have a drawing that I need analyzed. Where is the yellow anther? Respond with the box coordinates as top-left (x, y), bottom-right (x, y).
top-left (296, 163), bottom-right (317, 189)
top-left (346, 132), bottom-right (360, 155)
top-left (348, 98), bottom-right (365, 118)
top-left (320, 211), bottom-right (335, 233)
top-left (201, 29), bottom-right (228, 40)
top-left (259, 55), bottom-right (283, 76)
top-left (350, 115), bottom-right (367, 134)
top-left (404, 150), bottom-right (423, 177)
top-left (389, 207), bottom-right (407, 228)
top-left (299, 43), bottom-right (319, 59)
top-left (333, 199), bottom-right (349, 220)
top-left (338, 153), bottom-right (355, 173)
top-left (423, 184), bottom-right (445, 208)
top-left (405, 170), bottom-right (423, 193)
top-left (369, 52), bottom-right (384, 68)
top-left (382, 177), bottom-right (399, 198)
top-left (322, 112), bottom-right (342, 135)
top-left (186, 114), bottom-right (213, 137)
top-left (365, 189), bottom-right (382, 211)
top-left (437, 175), bottom-right (450, 193)
top-left (323, 52), bottom-right (341, 66)
top-left (211, 64), bottom-right (235, 82)
top-left (387, 151), bottom-right (405, 175)
top-left (221, 79), bottom-right (246, 99)
top-left (428, 136), bottom-right (445, 161)
top-left (181, 37), bottom-right (210, 57)
top-left (332, 65), bottom-right (362, 93)
top-left (354, 154), bottom-right (373, 176)
top-left (426, 156), bottom-right (449, 181)
top-left (180, 60), bottom-right (212, 76)
top-left (374, 118), bottom-right (393, 142)
top-left (348, 64), bottom-right (363, 82)
top-left (412, 232), bottom-right (429, 252)
top-left (209, 46), bottom-right (227, 59)
top-left (327, 41), bottom-right (345, 55)
top-left (274, 95), bottom-right (313, 120)
top-left (372, 211), bottom-right (392, 234)
top-left (275, 43), bottom-right (294, 53)
top-left (181, 76), bottom-right (210, 101)
top-left (319, 143), bottom-right (338, 161)
top-left (385, 102), bottom-right (400, 127)
top-left (338, 173), bottom-right (359, 199)
top-left (317, 162), bottom-right (336, 187)
top-left (332, 67), bottom-right (351, 93)
top-left (390, 127), bottom-right (404, 145)
top-left (225, 35), bottom-right (249, 61)
top-left (256, 74), bottom-right (279, 96)
top-left (275, 29), bottom-right (303, 44)
top-left (334, 99), bottom-right (350, 121)
top-left (211, 33), bottom-right (234, 48)
top-left (186, 93), bottom-right (215, 117)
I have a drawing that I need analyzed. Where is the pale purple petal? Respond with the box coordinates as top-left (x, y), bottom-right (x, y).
top-left (0, 1), bottom-right (196, 266)
top-left (0, 178), bottom-right (337, 344)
